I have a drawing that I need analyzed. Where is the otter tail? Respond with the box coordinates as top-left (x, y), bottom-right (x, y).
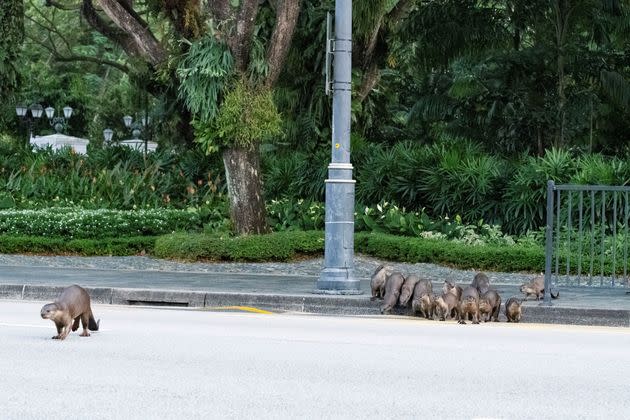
top-left (88, 315), bottom-right (100, 331)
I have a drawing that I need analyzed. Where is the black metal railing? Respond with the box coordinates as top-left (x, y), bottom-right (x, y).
top-left (544, 181), bottom-right (630, 301)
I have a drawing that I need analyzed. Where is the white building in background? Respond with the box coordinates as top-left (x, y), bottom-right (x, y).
top-left (30, 134), bottom-right (89, 155)
top-left (119, 139), bottom-right (158, 153)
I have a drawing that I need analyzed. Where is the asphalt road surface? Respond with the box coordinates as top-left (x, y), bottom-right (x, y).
top-left (0, 301), bottom-right (628, 419)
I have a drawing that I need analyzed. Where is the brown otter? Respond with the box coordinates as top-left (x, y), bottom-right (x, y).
top-left (370, 265), bottom-right (393, 301)
top-left (40, 285), bottom-right (100, 340)
top-left (505, 297), bottom-right (523, 322)
top-left (411, 279), bottom-right (434, 319)
top-left (458, 286), bottom-right (480, 325)
top-left (520, 275), bottom-right (559, 300)
top-left (380, 272), bottom-right (405, 314)
top-left (442, 280), bottom-right (463, 301)
top-left (398, 274), bottom-right (421, 307)
top-left (434, 293), bottom-right (459, 321)
top-left (471, 272), bottom-right (490, 295)
top-left (478, 290), bottom-right (501, 322)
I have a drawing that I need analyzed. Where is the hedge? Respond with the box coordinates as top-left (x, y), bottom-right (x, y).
top-left (153, 230), bottom-right (326, 262)
top-left (0, 230), bottom-right (547, 272)
top-left (0, 235), bottom-right (155, 256)
top-left (354, 232), bottom-right (545, 272)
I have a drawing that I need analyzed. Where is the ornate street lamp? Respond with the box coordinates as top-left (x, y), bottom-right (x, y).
top-left (45, 105), bottom-right (73, 134)
top-left (103, 128), bottom-right (114, 146)
top-left (123, 114), bottom-right (151, 155)
top-left (15, 103), bottom-right (44, 143)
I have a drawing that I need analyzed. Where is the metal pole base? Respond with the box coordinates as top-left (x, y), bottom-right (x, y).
top-left (314, 268), bottom-right (362, 295)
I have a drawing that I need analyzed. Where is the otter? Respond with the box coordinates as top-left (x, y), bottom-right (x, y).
top-left (40, 285), bottom-right (100, 340)
top-left (471, 272), bottom-right (490, 295)
top-left (411, 279), bottom-right (434, 319)
top-left (520, 275), bottom-right (559, 300)
top-left (398, 274), bottom-right (421, 307)
top-left (434, 293), bottom-right (459, 321)
top-left (370, 265), bottom-right (393, 301)
top-left (505, 297), bottom-right (523, 322)
top-left (478, 290), bottom-right (501, 322)
top-left (458, 286), bottom-right (480, 325)
top-left (442, 280), bottom-right (463, 301)
top-left (380, 272), bottom-right (405, 314)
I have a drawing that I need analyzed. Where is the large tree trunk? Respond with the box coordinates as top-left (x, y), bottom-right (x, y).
top-left (222, 146), bottom-right (269, 235)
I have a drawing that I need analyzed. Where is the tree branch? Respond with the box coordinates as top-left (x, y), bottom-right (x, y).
top-left (44, 0), bottom-right (81, 11)
top-left (227, 0), bottom-right (260, 72)
top-left (265, 0), bottom-right (301, 87)
top-left (97, 0), bottom-right (167, 66)
top-left (25, 32), bottom-right (130, 74)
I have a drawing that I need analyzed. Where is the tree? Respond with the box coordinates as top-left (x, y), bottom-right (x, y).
top-left (40, 0), bottom-right (302, 235)
top-left (0, 0), bottom-right (24, 98)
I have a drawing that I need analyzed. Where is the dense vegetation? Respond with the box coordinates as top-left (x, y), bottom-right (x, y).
top-left (0, 1), bottom-right (629, 267)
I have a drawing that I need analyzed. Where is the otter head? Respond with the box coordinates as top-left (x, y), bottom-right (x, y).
top-left (520, 284), bottom-right (532, 293)
top-left (443, 281), bottom-right (454, 295)
top-left (40, 303), bottom-right (59, 320)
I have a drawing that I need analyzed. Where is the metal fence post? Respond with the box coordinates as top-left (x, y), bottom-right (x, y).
top-left (544, 180), bottom-right (555, 304)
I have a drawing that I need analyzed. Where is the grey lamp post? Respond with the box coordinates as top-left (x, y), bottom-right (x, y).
top-left (44, 105), bottom-right (73, 134)
top-left (15, 103), bottom-right (44, 143)
top-left (315, 0), bottom-right (360, 294)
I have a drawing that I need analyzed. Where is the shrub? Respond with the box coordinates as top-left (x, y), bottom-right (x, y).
top-left (355, 232), bottom-right (545, 272)
top-left (0, 235), bottom-right (154, 255)
top-left (0, 208), bottom-right (202, 238)
top-left (154, 230), bottom-right (324, 262)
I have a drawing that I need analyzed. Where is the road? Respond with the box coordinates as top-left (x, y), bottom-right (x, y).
top-left (0, 301), bottom-right (628, 419)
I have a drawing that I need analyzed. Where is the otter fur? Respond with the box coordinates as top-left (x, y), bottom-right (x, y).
top-left (40, 285), bottom-right (100, 340)
top-left (380, 272), bottom-right (405, 314)
top-left (442, 280), bottom-right (463, 301)
top-left (458, 286), bottom-right (480, 325)
top-left (411, 279), bottom-right (434, 319)
top-left (398, 274), bottom-right (421, 307)
top-left (434, 293), bottom-right (459, 321)
top-left (370, 265), bottom-right (394, 301)
top-left (520, 275), bottom-right (559, 300)
top-left (478, 290), bottom-right (501, 322)
top-left (471, 272), bottom-right (490, 295)
top-left (505, 297), bottom-right (523, 323)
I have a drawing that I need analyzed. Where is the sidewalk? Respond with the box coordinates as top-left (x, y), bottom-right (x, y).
top-left (0, 254), bottom-right (629, 327)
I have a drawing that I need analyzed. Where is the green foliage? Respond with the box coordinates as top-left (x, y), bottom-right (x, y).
top-left (0, 208), bottom-right (202, 239)
top-left (0, 143), bottom-right (226, 211)
top-left (0, 235), bottom-right (154, 256)
top-left (262, 149), bottom-right (328, 200)
top-left (154, 230), bottom-right (324, 262)
top-left (194, 80), bottom-right (282, 152)
top-left (267, 199), bottom-right (325, 231)
top-left (0, 0), bottom-right (24, 97)
top-left (355, 232), bottom-right (544, 272)
top-left (177, 36), bottom-right (234, 121)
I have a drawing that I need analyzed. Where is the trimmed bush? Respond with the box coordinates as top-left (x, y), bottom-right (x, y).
top-left (0, 208), bottom-right (202, 238)
top-left (153, 230), bottom-right (325, 262)
top-left (355, 232), bottom-right (545, 272)
top-left (0, 235), bottom-right (155, 255)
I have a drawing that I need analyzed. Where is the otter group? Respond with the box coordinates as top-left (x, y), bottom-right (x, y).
top-left (371, 265), bottom-right (534, 323)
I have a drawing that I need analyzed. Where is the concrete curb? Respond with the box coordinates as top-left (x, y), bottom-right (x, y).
top-left (1, 283), bottom-right (628, 327)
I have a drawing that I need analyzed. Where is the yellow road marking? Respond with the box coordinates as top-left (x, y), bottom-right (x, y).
top-left (206, 306), bottom-right (274, 315)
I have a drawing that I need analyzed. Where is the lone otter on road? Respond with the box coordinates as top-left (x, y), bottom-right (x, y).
top-left (40, 285), bottom-right (100, 340)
